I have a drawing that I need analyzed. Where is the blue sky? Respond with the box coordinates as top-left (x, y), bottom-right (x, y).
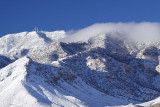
top-left (0, 0), bottom-right (160, 36)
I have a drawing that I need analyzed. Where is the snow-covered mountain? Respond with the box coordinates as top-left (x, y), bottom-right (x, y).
top-left (0, 30), bottom-right (160, 107)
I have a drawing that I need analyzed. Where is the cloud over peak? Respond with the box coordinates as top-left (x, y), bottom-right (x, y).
top-left (62, 22), bottom-right (160, 43)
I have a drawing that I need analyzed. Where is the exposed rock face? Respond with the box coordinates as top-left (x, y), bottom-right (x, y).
top-left (0, 31), bottom-right (160, 106)
top-left (0, 55), bottom-right (11, 69)
top-left (149, 103), bottom-right (160, 107)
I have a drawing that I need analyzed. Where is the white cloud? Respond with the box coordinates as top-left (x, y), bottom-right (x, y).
top-left (61, 22), bottom-right (160, 43)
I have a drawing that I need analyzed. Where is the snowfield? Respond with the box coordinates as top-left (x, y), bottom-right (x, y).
top-left (0, 30), bottom-right (160, 107)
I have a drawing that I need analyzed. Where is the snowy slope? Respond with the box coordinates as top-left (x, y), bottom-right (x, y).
top-left (0, 57), bottom-right (135, 107)
top-left (0, 31), bottom-right (160, 107)
top-left (0, 31), bottom-right (66, 59)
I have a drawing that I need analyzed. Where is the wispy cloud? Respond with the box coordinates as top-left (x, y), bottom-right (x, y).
top-left (61, 22), bottom-right (160, 43)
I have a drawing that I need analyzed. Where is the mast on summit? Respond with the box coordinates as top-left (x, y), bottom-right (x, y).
top-left (33, 27), bottom-right (39, 32)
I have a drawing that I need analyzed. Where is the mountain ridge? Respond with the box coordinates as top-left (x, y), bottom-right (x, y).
top-left (0, 31), bottom-right (160, 107)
